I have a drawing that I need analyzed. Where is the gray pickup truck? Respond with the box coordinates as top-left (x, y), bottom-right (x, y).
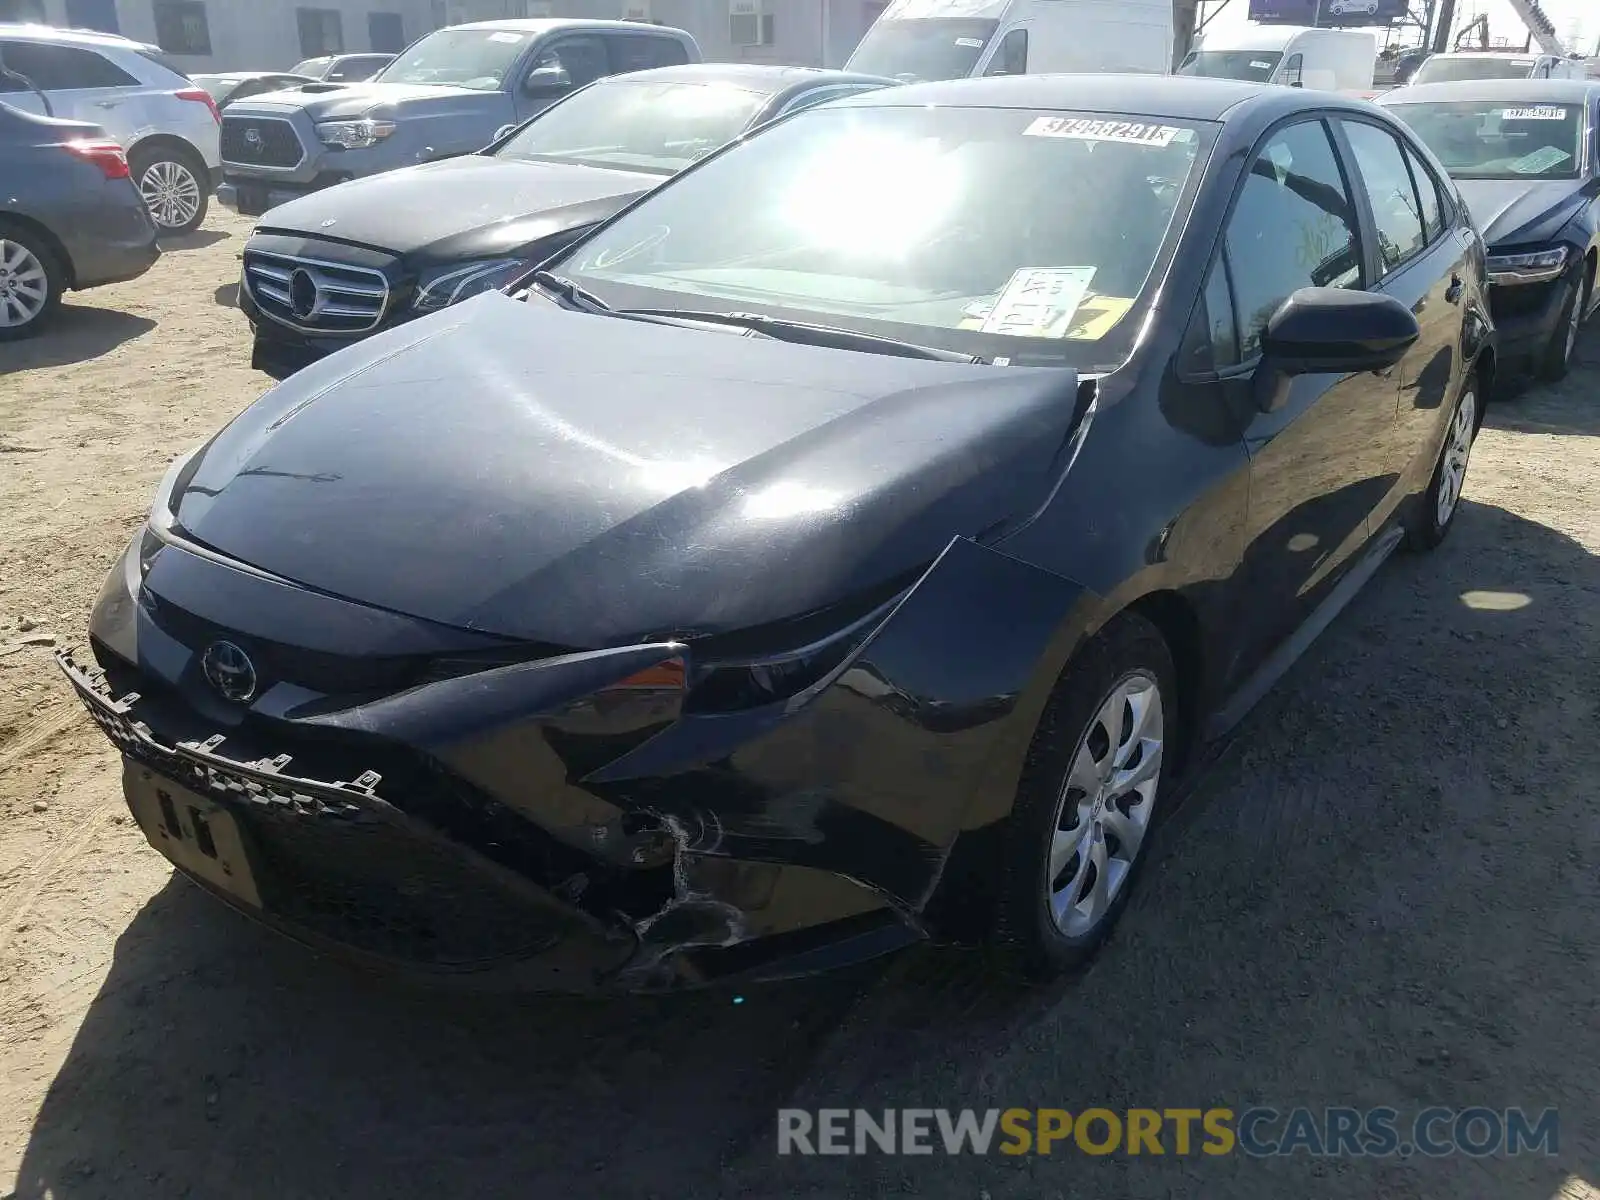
top-left (216, 18), bottom-right (699, 217)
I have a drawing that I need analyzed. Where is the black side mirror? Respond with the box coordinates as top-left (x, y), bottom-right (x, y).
top-left (1253, 287), bottom-right (1420, 411)
top-left (523, 63), bottom-right (571, 97)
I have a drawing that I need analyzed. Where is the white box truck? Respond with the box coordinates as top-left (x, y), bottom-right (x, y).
top-left (844, 0), bottom-right (1175, 82)
top-left (1178, 25), bottom-right (1379, 92)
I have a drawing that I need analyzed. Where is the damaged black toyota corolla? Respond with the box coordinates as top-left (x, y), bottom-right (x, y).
top-left (61, 75), bottom-right (1494, 991)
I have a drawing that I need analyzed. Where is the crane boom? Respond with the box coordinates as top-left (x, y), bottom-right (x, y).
top-left (1501, 0), bottom-right (1565, 56)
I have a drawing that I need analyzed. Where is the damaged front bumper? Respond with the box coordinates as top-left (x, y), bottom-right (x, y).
top-left (63, 530), bottom-right (1097, 990)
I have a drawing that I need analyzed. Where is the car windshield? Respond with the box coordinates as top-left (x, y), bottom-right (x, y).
top-left (553, 105), bottom-right (1214, 368)
top-left (1390, 99), bottom-right (1585, 179)
top-left (1178, 50), bottom-right (1283, 82)
top-left (372, 29), bottom-right (531, 90)
top-left (290, 56), bottom-right (331, 77)
top-left (845, 19), bottom-right (998, 81)
top-left (1413, 56), bottom-right (1536, 83)
top-left (496, 79), bottom-right (767, 174)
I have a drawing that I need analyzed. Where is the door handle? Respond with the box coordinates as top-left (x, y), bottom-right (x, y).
top-left (94, 100), bottom-right (121, 109)
top-left (1445, 274), bottom-right (1463, 304)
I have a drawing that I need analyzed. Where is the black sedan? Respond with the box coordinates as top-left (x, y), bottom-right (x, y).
top-left (238, 63), bottom-right (896, 380)
top-left (1382, 78), bottom-right (1600, 378)
top-left (0, 102), bottom-right (158, 339)
top-left (62, 76), bottom-right (1493, 990)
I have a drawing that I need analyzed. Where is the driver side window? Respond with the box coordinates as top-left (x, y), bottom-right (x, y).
top-left (527, 36), bottom-right (609, 95)
top-left (983, 29), bottom-right (1027, 77)
top-left (1224, 119), bottom-right (1363, 359)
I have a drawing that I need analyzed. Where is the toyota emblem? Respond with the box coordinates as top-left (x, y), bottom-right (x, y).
top-left (244, 126), bottom-right (263, 149)
top-left (289, 268), bottom-right (320, 320)
top-left (201, 641), bottom-right (258, 703)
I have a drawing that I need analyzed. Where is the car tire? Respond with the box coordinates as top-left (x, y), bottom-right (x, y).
top-left (0, 222), bottom-right (64, 341)
top-left (1538, 265), bottom-right (1588, 382)
top-left (1405, 373), bottom-right (1479, 552)
top-left (990, 611), bottom-right (1177, 981)
top-left (132, 144), bottom-right (209, 234)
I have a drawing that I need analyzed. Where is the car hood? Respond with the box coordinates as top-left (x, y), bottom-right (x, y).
top-left (170, 297), bottom-right (1082, 646)
top-left (1454, 177), bottom-right (1588, 248)
top-left (255, 155), bottom-right (660, 260)
top-left (235, 81), bottom-right (494, 121)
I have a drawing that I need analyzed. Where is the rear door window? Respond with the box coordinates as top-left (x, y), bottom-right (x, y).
top-left (0, 40), bottom-right (138, 89)
top-left (606, 34), bottom-right (689, 73)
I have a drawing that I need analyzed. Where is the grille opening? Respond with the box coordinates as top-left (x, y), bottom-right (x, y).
top-left (220, 116), bottom-right (304, 168)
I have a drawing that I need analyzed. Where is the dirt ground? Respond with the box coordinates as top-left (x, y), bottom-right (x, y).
top-left (1, 211), bottom-right (1597, 1200)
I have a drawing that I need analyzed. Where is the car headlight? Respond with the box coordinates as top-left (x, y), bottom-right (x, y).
top-left (1487, 245), bottom-right (1569, 285)
top-left (315, 118), bottom-right (396, 149)
top-left (412, 258), bottom-right (531, 311)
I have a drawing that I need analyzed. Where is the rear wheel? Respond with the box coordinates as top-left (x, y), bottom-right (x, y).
top-left (0, 224), bottom-right (63, 341)
top-left (133, 145), bottom-right (209, 234)
top-left (991, 613), bottom-right (1176, 980)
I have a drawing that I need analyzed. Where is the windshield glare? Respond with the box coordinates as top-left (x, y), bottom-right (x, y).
top-left (559, 106), bottom-right (1211, 366)
top-left (1391, 99), bottom-right (1584, 179)
top-left (845, 18), bottom-right (998, 81)
top-left (1178, 50), bottom-right (1283, 82)
top-left (374, 29), bottom-right (531, 90)
top-left (1413, 57), bottom-right (1536, 84)
top-left (497, 80), bottom-right (766, 174)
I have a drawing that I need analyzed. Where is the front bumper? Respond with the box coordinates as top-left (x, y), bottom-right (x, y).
top-left (58, 532), bottom-right (1096, 988)
top-left (1487, 272), bottom-right (1572, 366)
top-left (218, 177), bottom-right (330, 218)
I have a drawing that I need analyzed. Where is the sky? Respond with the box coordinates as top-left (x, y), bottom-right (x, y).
top-left (1207, 0), bottom-right (1591, 53)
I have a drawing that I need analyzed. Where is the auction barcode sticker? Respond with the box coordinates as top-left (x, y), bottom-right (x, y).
top-left (1504, 106), bottom-right (1567, 120)
top-left (1023, 117), bottom-right (1181, 146)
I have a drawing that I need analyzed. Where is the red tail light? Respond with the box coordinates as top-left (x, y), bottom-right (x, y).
top-left (176, 87), bottom-right (221, 123)
top-left (61, 138), bottom-right (131, 180)
top-left (603, 658), bottom-right (687, 693)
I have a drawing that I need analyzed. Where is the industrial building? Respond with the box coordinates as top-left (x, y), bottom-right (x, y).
top-left (0, 0), bottom-right (1199, 76)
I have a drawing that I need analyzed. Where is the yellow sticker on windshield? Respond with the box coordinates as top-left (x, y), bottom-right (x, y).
top-left (1024, 117), bottom-right (1181, 147)
top-left (981, 267), bottom-right (1096, 338)
top-left (1063, 295), bottom-right (1134, 340)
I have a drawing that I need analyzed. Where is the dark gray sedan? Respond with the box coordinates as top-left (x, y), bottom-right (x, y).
top-left (0, 101), bottom-right (160, 340)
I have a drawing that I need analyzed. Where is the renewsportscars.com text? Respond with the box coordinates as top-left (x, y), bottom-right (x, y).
top-left (776, 1107), bottom-right (1559, 1158)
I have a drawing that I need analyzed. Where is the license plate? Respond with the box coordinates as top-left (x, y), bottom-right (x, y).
top-left (123, 763), bottom-right (261, 907)
top-left (235, 185), bottom-right (270, 217)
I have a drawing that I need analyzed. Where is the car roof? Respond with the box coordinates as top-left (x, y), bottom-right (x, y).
top-left (332, 52), bottom-right (391, 61)
top-left (829, 73), bottom-right (1368, 123)
top-left (0, 21), bottom-right (151, 50)
top-left (447, 18), bottom-right (690, 35)
top-left (1381, 78), bottom-right (1600, 104)
top-left (595, 63), bottom-right (896, 92)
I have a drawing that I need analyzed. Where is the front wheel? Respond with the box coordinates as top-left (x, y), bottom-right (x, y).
top-left (133, 146), bottom-right (209, 234)
top-left (1406, 378), bottom-right (1478, 552)
top-left (1538, 268), bottom-right (1587, 382)
top-left (991, 612), bottom-right (1177, 980)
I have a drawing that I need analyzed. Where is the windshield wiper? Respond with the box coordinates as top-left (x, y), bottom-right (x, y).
top-left (617, 308), bottom-right (983, 364)
top-left (527, 270), bottom-right (611, 312)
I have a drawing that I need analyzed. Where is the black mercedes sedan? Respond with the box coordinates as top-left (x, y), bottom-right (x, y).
top-left (238, 63), bottom-right (896, 380)
top-left (1382, 78), bottom-right (1600, 379)
top-left (62, 76), bottom-right (1494, 991)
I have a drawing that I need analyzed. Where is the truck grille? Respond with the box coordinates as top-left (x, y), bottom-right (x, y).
top-left (243, 249), bottom-right (389, 334)
top-left (220, 115), bottom-right (305, 169)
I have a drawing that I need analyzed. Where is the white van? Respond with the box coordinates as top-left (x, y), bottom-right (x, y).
top-left (843, 0), bottom-right (1175, 82)
top-left (1178, 25), bottom-right (1378, 92)
top-left (1409, 51), bottom-right (1587, 85)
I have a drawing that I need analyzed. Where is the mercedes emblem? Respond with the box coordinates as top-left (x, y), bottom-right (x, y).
top-left (288, 268), bottom-right (320, 320)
